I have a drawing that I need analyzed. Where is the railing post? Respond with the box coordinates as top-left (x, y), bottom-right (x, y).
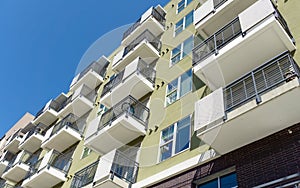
top-left (213, 34), bottom-right (218, 55)
top-left (251, 72), bottom-right (262, 104)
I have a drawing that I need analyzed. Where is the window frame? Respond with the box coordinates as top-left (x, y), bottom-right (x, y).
top-left (170, 36), bottom-right (194, 66)
top-left (81, 147), bottom-right (92, 159)
top-left (158, 115), bottom-right (192, 162)
top-left (166, 69), bottom-right (192, 106)
top-left (174, 10), bottom-right (194, 36)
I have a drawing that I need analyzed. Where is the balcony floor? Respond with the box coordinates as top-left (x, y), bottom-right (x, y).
top-left (85, 114), bottom-right (146, 155)
top-left (198, 79), bottom-right (300, 155)
top-left (58, 96), bottom-right (93, 118)
top-left (70, 70), bottom-right (104, 92)
top-left (112, 41), bottom-right (160, 72)
top-left (22, 167), bottom-right (66, 188)
top-left (41, 127), bottom-right (81, 152)
top-left (194, 17), bottom-right (296, 91)
top-left (33, 109), bottom-right (58, 126)
top-left (94, 177), bottom-right (128, 188)
top-left (101, 73), bottom-right (154, 108)
top-left (19, 134), bottom-right (44, 153)
top-left (3, 163), bottom-right (29, 182)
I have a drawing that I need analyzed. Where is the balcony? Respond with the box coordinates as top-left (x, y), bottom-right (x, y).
top-left (101, 57), bottom-right (156, 107)
top-left (194, 0), bottom-right (257, 35)
top-left (58, 84), bottom-right (96, 118)
top-left (93, 149), bottom-right (138, 188)
top-left (194, 52), bottom-right (300, 155)
top-left (4, 129), bottom-right (24, 154)
top-left (2, 151), bottom-right (36, 183)
top-left (19, 123), bottom-right (47, 153)
top-left (85, 96), bottom-right (149, 154)
top-left (22, 149), bottom-right (72, 188)
top-left (193, 0), bottom-right (296, 90)
top-left (112, 30), bottom-right (161, 72)
top-left (41, 114), bottom-right (83, 152)
top-left (122, 6), bottom-right (166, 46)
top-left (33, 94), bottom-right (68, 126)
top-left (0, 152), bottom-right (15, 176)
top-left (70, 56), bottom-right (109, 92)
top-left (71, 160), bottom-right (98, 188)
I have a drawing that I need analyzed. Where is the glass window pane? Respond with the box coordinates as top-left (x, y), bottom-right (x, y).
top-left (171, 44), bottom-right (182, 65)
top-left (185, 11), bottom-right (194, 28)
top-left (220, 173), bottom-right (238, 188)
top-left (180, 70), bottom-right (192, 97)
top-left (161, 125), bottom-right (174, 144)
top-left (183, 36), bottom-right (194, 58)
top-left (167, 91), bottom-right (178, 105)
top-left (175, 19), bottom-right (184, 36)
top-left (160, 142), bottom-right (173, 161)
top-left (198, 179), bottom-right (218, 188)
top-left (175, 116), bottom-right (190, 153)
top-left (187, 0), bottom-right (193, 6)
top-left (171, 53), bottom-right (181, 65)
top-left (167, 79), bottom-right (178, 94)
top-left (177, 0), bottom-right (185, 13)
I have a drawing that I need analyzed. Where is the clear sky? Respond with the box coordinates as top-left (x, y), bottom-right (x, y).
top-left (0, 0), bottom-right (170, 135)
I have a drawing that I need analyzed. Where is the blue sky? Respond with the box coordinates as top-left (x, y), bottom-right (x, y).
top-left (0, 0), bottom-right (170, 135)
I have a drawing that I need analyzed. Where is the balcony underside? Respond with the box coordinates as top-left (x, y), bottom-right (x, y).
top-left (4, 139), bottom-right (21, 154)
top-left (112, 42), bottom-right (160, 72)
top-left (3, 164), bottom-right (29, 182)
top-left (101, 74), bottom-right (154, 108)
top-left (19, 134), bottom-right (44, 153)
top-left (70, 70), bottom-right (104, 92)
top-left (197, 79), bottom-right (300, 155)
top-left (194, 18), bottom-right (296, 91)
top-left (22, 167), bottom-right (66, 188)
top-left (41, 128), bottom-right (81, 152)
top-left (33, 109), bottom-right (58, 126)
top-left (122, 17), bottom-right (164, 46)
top-left (58, 97), bottom-right (93, 118)
top-left (0, 161), bottom-right (9, 176)
top-left (195, 0), bottom-right (257, 36)
top-left (85, 114), bottom-right (146, 155)
top-left (94, 175), bottom-right (129, 188)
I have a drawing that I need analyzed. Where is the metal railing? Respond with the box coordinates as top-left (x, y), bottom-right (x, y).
top-left (123, 30), bottom-right (161, 57)
top-left (57, 85), bottom-right (96, 112)
top-left (101, 58), bottom-right (156, 97)
top-left (224, 52), bottom-right (300, 113)
top-left (111, 150), bottom-right (139, 184)
top-left (0, 151), bottom-right (15, 162)
top-left (274, 9), bottom-right (295, 43)
top-left (35, 99), bottom-right (61, 119)
top-left (122, 7), bottom-right (165, 40)
top-left (25, 157), bottom-right (43, 179)
top-left (72, 61), bottom-right (108, 87)
top-left (213, 0), bottom-right (228, 9)
top-left (49, 113), bottom-right (82, 138)
top-left (21, 123), bottom-right (47, 144)
top-left (99, 95), bottom-right (149, 130)
top-left (71, 161), bottom-right (99, 188)
top-left (193, 17), bottom-right (242, 66)
top-left (0, 184), bottom-right (15, 188)
top-left (4, 151), bottom-right (37, 173)
top-left (48, 150), bottom-right (73, 174)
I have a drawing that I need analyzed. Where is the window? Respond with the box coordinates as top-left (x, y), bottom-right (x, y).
top-left (166, 70), bottom-right (192, 106)
top-left (97, 104), bottom-right (108, 116)
top-left (171, 36), bottom-right (193, 65)
top-left (81, 147), bottom-right (91, 159)
top-left (198, 173), bottom-right (238, 188)
top-left (177, 0), bottom-right (193, 14)
top-left (174, 11), bottom-right (194, 36)
top-left (159, 116), bottom-right (191, 162)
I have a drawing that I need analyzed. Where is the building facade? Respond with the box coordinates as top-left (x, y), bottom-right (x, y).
top-left (0, 0), bottom-right (300, 187)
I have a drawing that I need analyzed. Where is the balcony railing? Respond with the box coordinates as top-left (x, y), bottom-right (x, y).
top-left (224, 52), bottom-right (300, 113)
top-left (0, 152), bottom-right (15, 163)
top-left (4, 151), bottom-right (37, 173)
top-left (122, 8), bottom-right (166, 40)
top-left (213, 0), bottom-right (228, 9)
top-left (35, 100), bottom-right (61, 119)
top-left (193, 17), bottom-right (242, 66)
top-left (7, 130), bottom-right (23, 145)
top-left (123, 30), bottom-right (161, 57)
top-left (71, 161), bottom-right (99, 188)
top-left (21, 123), bottom-right (47, 144)
top-left (25, 157), bottom-right (42, 179)
top-left (101, 58), bottom-right (156, 97)
top-left (49, 113), bottom-right (82, 137)
top-left (111, 150), bottom-right (139, 184)
top-left (193, 7), bottom-right (295, 66)
top-left (99, 95), bottom-right (149, 130)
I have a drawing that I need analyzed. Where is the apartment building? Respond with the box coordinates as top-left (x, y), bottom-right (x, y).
top-left (0, 0), bottom-right (299, 187)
